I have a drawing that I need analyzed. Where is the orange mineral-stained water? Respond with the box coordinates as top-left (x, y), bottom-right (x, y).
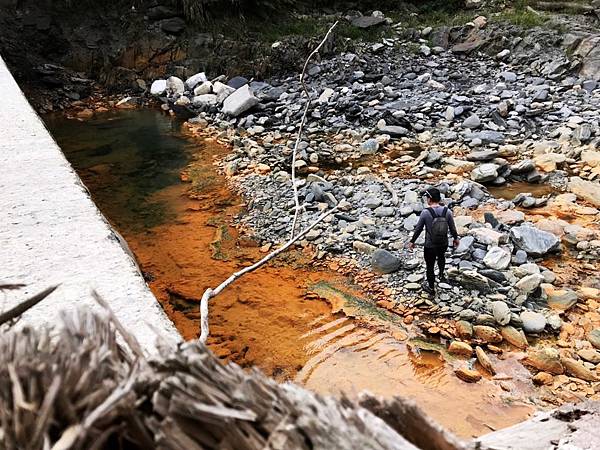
top-left (46, 109), bottom-right (534, 438)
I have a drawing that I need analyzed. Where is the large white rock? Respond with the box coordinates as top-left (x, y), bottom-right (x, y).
top-left (510, 224), bottom-right (560, 256)
top-left (150, 79), bottom-right (167, 96)
top-left (569, 177), bottom-right (600, 207)
top-left (192, 94), bottom-right (218, 107)
top-left (213, 81), bottom-right (235, 103)
top-left (193, 81), bottom-right (213, 96)
top-left (222, 84), bottom-right (259, 117)
top-left (185, 72), bottom-right (207, 89)
top-left (470, 228), bottom-right (505, 246)
top-left (483, 246), bottom-right (511, 270)
top-left (166, 76), bottom-right (185, 97)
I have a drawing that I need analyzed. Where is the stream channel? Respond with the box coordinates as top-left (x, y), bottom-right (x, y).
top-left (45, 109), bottom-right (535, 438)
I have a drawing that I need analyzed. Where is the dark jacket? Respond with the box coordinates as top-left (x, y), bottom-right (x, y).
top-left (410, 205), bottom-right (458, 248)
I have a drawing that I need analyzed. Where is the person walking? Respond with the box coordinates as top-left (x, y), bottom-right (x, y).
top-left (408, 187), bottom-right (459, 295)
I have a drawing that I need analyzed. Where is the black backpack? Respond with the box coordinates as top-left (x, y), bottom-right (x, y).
top-left (428, 207), bottom-right (449, 246)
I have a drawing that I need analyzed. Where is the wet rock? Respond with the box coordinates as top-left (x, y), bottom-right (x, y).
top-left (500, 326), bottom-right (528, 349)
top-left (588, 329), bottom-right (600, 349)
top-left (561, 357), bottom-right (599, 382)
top-left (483, 246), bottom-right (511, 270)
top-left (222, 85), bottom-right (259, 117)
top-left (476, 346), bottom-right (496, 375)
top-left (522, 347), bottom-right (564, 374)
top-left (473, 325), bottom-right (502, 343)
top-left (542, 285), bottom-right (578, 310)
top-left (520, 311), bottom-right (546, 334)
top-left (510, 225), bottom-right (560, 257)
top-left (371, 249), bottom-right (402, 274)
top-left (448, 341), bottom-right (473, 356)
top-left (455, 366), bottom-right (482, 383)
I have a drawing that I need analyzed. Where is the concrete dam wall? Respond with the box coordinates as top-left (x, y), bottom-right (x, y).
top-left (0, 55), bottom-right (180, 350)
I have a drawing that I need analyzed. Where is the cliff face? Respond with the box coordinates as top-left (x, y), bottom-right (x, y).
top-left (0, 0), bottom-right (322, 111)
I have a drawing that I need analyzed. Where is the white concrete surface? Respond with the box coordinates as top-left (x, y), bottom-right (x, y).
top-left (0, 55), bottom-right (181, 349)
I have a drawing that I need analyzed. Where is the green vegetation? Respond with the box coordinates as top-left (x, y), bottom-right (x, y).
top-left (496, 0), bottom-right (549, 28)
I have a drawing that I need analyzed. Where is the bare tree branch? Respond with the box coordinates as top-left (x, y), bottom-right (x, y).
top-left (199, 206), bottom-right (338, 343)
top-left (197, 22), bottom-right (341, 344)
top-left (290, 21), bottom-right (338, 238)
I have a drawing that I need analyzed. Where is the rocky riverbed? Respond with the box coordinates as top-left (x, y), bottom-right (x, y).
top-left (62, 7), bottom-right (600, 406)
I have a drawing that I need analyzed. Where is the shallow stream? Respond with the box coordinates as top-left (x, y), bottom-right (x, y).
top-left (45, 109), bottom-right (534, 438)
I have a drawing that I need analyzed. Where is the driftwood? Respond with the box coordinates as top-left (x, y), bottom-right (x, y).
top-left (290, 21), bottom-right (338, 238)
top-left (0, 307), bottom-right (466, 450)
top-left (197, 22), bottom-right (340, 343)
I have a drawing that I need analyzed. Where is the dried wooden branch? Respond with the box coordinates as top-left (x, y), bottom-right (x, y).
top-left (290, 21), bottom-right (338, 238)
top-left (0, 285), bottom-right (58, 327)
top-left (197, 22), bottom-right (341, 344)
top-left (199, 205), bottom-right (338, 343)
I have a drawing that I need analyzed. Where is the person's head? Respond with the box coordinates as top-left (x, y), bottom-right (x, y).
top-left (424, 187), bottom-right (441, 205)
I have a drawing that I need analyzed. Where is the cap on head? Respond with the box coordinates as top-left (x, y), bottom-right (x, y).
top-left (425, 187), bottom-right (441, 202)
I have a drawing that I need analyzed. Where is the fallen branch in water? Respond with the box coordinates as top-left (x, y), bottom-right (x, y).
top-left (290, 20), bottom-right (338, 238)
top-left (199, 206), bottom-right (338, 343)
top-left (198, 22), bottom-right (340, 343)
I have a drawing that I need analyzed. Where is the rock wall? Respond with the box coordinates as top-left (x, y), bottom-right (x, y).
top-left (0, 55), bottom-right (180, 351)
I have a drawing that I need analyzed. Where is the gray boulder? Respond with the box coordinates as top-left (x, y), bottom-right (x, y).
top-left (510, 225), bottom-right (560, 256)
top-left (471, 163), bottom-right (499, 183)
top-left (483, 246), bottom-right (511, 270)
top-left (371, 249), bottom-right (402, 274)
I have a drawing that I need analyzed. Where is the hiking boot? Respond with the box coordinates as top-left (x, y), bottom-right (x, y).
top-left (421, 282), bottom-right (435, 295)
top-left (439, 274), bottom-right (447, 283)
